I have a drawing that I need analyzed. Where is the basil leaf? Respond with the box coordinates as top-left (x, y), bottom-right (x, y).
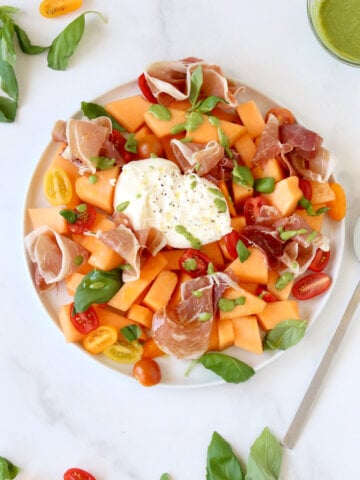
top-left (208, 115), bottom-right (220, 127)
top-left (148, 103), bottom-right (171, 121)
top-left (206, 431), bottom-right (244, 480)
top-left (185, 111), bottom-right (204, 131)
top-left (232, 164), bottom-right (254, 187)
top-left (254, 177), bottom-right (275, 194)
top-left (13, 24), bottom-right (48, 55)
top-left (236, 240), bottom-right (251, 263)
top-left (90, 156), bottom-right (115, 169)
top-left (116, 201), bottom-right (130, 212)
top-left (264, 319), bottom-right (307, 350)
top-left (59, 208), bottom-right (77, 223)
top-left (0, 456), bottom-right (20, 479)
top-left (121, 324), bottom-right (142, 341)
top-left (298, 196), bottom-right (330, 216)
top-left (74, 268), bottom-right (123, 313)
top-left (214, 198), bottom-right (227, 213)
top-left (218, 127), bottom-right (232, 158)
top-left (197, 352), bottom-right (255, 383)
top-left (189, 64), bottom-right (203, 106)
top-left (0, 55), bottom-right (18, 100)
top-left (0, 95), bottom-right (16, 122)
top-left (194, 95), bottom-right (227, 114)
top-left (218, 296), bottom-right (245, 312)
top-left (125, 132), bottom-right (138, 153)
top-left (47, 11), bottom-right (105, 70)
top-left (81, 101), bottom-right (126, 132)
top-left (245, 427), bottom-right (283, 480)
top-left (0, 16), bottom-right (16, 66)
top-left (160, 475), bottom-right (170, 480)
top-left (274, 272), bottom-right (294, 290)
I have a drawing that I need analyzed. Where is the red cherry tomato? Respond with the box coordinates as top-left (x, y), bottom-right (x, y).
top-left (137, 73), bottom-right (157, 103)
top-left (292, 273), bottom-right (331, 300)
top-left (223, 230), bottom-right (241, 259)
top-left (110, 129), bottom-right (135, 163)
top-left (265, 107), bottom-right (296, 125)
top-left (70, 303), bottom-right (99, 335)
top-left (133, 357), bottom-right (162, 386)
top-left (299, 178), bottom-right (312, 201)
top-left (256, 286), bottom-right (277, 302)
top-left (179, 249), bottom-right (213, 278)
top-left (308, 249), bottom-right (331, 272)
top-left (243, 197), bottom-right (266, 225)
top-left (67, 204), bottom-right (97, 235)
top-left (64, 467), bottom-right (96, 480)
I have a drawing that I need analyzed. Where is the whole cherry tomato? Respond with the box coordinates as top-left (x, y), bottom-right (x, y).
top-left (133, 358), bottom-right (161, 386)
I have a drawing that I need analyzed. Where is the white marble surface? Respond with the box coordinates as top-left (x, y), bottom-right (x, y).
top-left (1, 1), bottom-right (360, 478)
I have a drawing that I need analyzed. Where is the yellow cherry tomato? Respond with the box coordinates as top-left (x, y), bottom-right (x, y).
top-left (82, 325), bottom-right (118, 355)
top-left (103, 339), bottom-right (144, 364)
top-left (43, 167), bottom-right (73, 206)
top-left (39, 0), bottom-right (83, 18)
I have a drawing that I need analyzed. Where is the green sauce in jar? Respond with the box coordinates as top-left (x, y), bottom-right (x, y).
top-left (309, 0), bottom-right (360, 64)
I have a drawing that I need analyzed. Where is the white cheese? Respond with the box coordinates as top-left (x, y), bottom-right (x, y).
top-left (113, 158), bottom-right (232, 248)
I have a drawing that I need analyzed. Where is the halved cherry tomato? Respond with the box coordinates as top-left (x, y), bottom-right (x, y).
top-left (243, 197), bottom-right (266, 225)
top-left (70, 303), bottom-right (99, 335)
top-left (82, 325), bottom-right (118, 354)
top-left (292, 273), bottom-right (331, 300)
top-left (133, 358), bottom-right (161, 387)
top-left (40, 0), bottom-right (82, 18)
top-left (256, 286), bottom-right (277, 302)
top-left (103, 339), bottom-right (143, 364)
top-left (265, 107), bottom-right (296, 125)
top-left (179, 249), bottom-right (213, 278)
top-left (43, 167), bottom-right (72, 206)
top-left (137, 73), bottom-right (157, 103)
top-left (308, 248), bottom-right (331, 272)
top-left (223, 230), bottom-right (241, 260)
top-left (137, 134), bottom-right (164, 159)
top-left (110, 129), bottom-right (135, 163)
top-left (66, 204), bottom-right (97, 235)
top-left (64, 467), bottom-right (96, 480)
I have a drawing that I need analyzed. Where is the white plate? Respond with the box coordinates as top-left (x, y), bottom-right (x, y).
top-left (23, 79), bottom-right (345, 387)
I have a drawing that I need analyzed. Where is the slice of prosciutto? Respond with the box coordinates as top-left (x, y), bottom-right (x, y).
top-left (24, 226), bottom-right (89, 291)
top-left (143, 59), bottom-right (242, 107)
top-left (170, 139), bottom-right (225, 176)
top-left (151, 272), bottom-right (238, 359)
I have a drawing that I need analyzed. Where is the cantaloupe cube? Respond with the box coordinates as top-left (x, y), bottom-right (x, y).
top-left (231, 182), bottom-right (254, 207)
top-left (58, 303), bottom-right (85, 343)
top-left (142, 270), bottom-right (178, 312)
top-left (186, 116), bottom-right (246, 146)
top-left (144, 108), bottom-right (187, 138)
top-left (262, 176), bottom-right (303, 217)
top-left (257, 300), bottom-right (300, 331)
top-left (65, 272), bottom-right (85, 296)
top-left (226, 247), bottom-right (269, 284)
top-left (267, 270), bottom-right (294, 301)
top-left (218, 286), bottom-right (266, 320)
top-left (207, 319), bottom-right (219, 351)
top-left (309, 180), bottom-right (336, 204)
top-left (94, 306), bottom-right (147, 340)
top-left (233, 133), bottom-right (257, 167)
top-left (231, 215), bottom-right (246, 233)
top-left (236, 100), bottom-right (265, 139)
top-left (168, 99), bottom-right (192, 111)
top-left (218, 180), bottom-right (237, 216)
top-left (293, 206), bottom-right (325, 232)
top-left (168, 271), bottom-right (192, 308)
top-left (217, 317), bottom-right (234, 350)
top-left (134, 124), bottom-right (152, 141)
top-left (161, 249), bottom-right (186, 270)
top-left (105, 95), bottom-right (152, 132)
top-left (252, 157), bottom-right (285, 183)
top-left (232, 315), bottom-right (263, 354)
top-left (201, 241), bottom-right (225, 268)
top-left (75, 166), bottom-right (120, 214)
top-left (127, 304), bottom-right (154, 329)
top-left (28, 207), bottom-right (68, 234)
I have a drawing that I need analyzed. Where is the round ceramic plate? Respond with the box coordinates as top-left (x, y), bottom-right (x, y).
top-left (23, 79), bottom-right (345, 387)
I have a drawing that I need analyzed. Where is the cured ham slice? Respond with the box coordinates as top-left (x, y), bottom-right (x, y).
top-left (252, 115), bottom-right (292, 166)
top-left (288, 148), bottom-right (335, 182)
top-left (151, 273), bottom-right (237, 359)
top-left (279, 123), bottom-right (323, 160)
top-left (170, 139), bottom-right (225, 176)
top-left (24, 226), bottom-right (89, 291)
top-left (144, 59), bottom-right (241, 107)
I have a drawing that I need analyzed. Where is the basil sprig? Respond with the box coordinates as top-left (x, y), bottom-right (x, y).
top-left (196, 352), bottom-right (255, 383)
top-left (264, 319), bottom-right (307, 350)
top-left (0, 456), bottom-right (20, 479)
top-left (74, 268), bottom-right (123, 313)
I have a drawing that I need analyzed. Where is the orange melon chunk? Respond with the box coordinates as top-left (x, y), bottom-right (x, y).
top-left (233, 132), bottom-right (257, 167)
top-left (226, 247), bottom-right (269, 284)
top-left (58, 303), bottom-right (85, 343)
top-left (94, 306), bottom-right (147, 340)
top-left (257, 300), bottom-right (300, 331)
top-left (267, 270), bottom-right (294, 301)
top-left (232, 315), bottom-right (263, 354)
top-left (105, 95), bottom-right (152, 132)
top-left (28, 207), bottom-right (68, 234)
top-left (219, 286), bottom-right (266, 320)
top-left (142, 270), bottom-right (178, 312)
top-left (127, 304), bottom-right (154, 329)
top-left (252, 157), bottom-right (285, 183)
top-left (186, 116), bottom-right (246, 146)
top-left (217, 317), bottom-right (234, 350)
top-left (262, 176), bottom-right (303, 217)
top-left (236, 100), bottom-right (265, 139)
top-left (144, 108), bottom-right (187, 138)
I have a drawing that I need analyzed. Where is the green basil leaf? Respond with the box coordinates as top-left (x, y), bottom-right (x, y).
top-left (254, 177), bottom-right (275, 194)
top-left (0, 456), bottom-right (20, 479)
top-left (185, 111), bottom-right (204, 131)
top-left (208, 115), bottom-right (220, 127)
top-left (245, 427), bottom-right (283, 480)
top-left (160, 474), bottom-right (170, 480)
top-left (298, 196), bottom-right (329, 216)
top-left (116, 201), bottom-right (130, 212)
top-left (206, 431), bottom-right (244, 480)
top-left (264, 319), bottom-right (307, 350)
top-left (170, 122), bottom-right (186, 135)
top-left (0, 17), bottom-right (16, 66)
top-left (148, 103), bottom-right (171, 121)
top-left (197, 352), bottom-right (255, 383)
top-left (0, 6), bottom-right (19, 16)
top-left (274, 272), bottom-right (294, 290)
top-left (214, 198), bottom-right (227, 213)
top-left (189, 64), bottom-right (203, 106)
top-left (125, 132), bottom-right (138, 153)
top-left (59, 208), bottom-right (77, 223)
top-left (218, 127), bottom-right (232, 158)
top-left (194, 95), bottom-right (227, 114)
top-left (0, 55), bottom-right (18, 100)
top-left (89, 156), bottom-right (115, 169)
top-left (278, 226), bottom-right (308, 241)
top-left (0, 95), bottom-right (17, 122)
top-left (236, 240), bottom-right (251, 263)
top-left (13, 24), bottom-right (48, 54)
top-left (74, 268), bottom-right (123, 313)
top-left (81, 101), bottom-right (126, 132)
top-left (121, 324), bottom-right (142, 341)
top-left (232, 164), bottom-right (254, 187)
top-left (218, 296), bottom-right (245, 312)
top-left (47, 11), bottom-right (105, 71)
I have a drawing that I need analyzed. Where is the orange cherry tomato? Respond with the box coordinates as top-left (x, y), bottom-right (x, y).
top-left (39, 0), bottom-right (83, 18)
top-left (133, 358), bottom-right (162, 387)
top-left (327, 182), bottom-right (346, 221)
top-left (265, 107), bottom-right (296, 125)
top-left (137, 134), bottom-right (164, 159)
top-left (82, 325), bottom-right (118, 355)
top-left (43, 167), bottom-right (72, 206)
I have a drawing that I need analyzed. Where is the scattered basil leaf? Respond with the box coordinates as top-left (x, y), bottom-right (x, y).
top-left (193, 95), bottom-right (227, 114)
top-left (232, 164), bottom-right (254, 187)
top-left (47, 11), bottom-right (106, 71)
top-left (298, 196), bottom-right (329, 216)
top-left (170, 122), bottom-right (186, 135)
top-left (207, 262), bottom-right (215, 274)
top-left (121, 324), bottom-right (142, 341)
top-left (197, 352), bottom-right (255, 383)
top-left (0, 94), bottom-right (16, 122)
top-left (74, 268), bottom-right (123, 313)
top-left (175, 225), bottom-right (202, 249)
top-left (89, 156), bottom-right (115, 170)
top-left (59, 208), bottom-right (77, 223)
top-left (254, 177), bottom-right (275, 194)
top-left (125, 133), bottom-right (138, 153)
top-left (208, 187), bottom-right (224, 198)
top-left (278, 226), bottom-right (308, 241)
top-left (185, 111), bottom-right (204, 131)
top-left (148, 103), bottom-right (171, 121)
top-left (245, 427), bottom-right (283, 480)
top-left (218, 127), bottom-right (232, 158)
top-left (236, 240), bottom-right (251, 263)
top-left (189, 64), bottom-right (203, 106)
top-left (208, 115), bottom-right (220, 127)
top-left (199, 312), bottom-right (212, 322)
top-left (206, 431), bottom-right (244, 480)
top-left (81, 101), bottom-right (126, 132)
top-left (275, 272), bottom-right (294, 290)
top-left (264, 319), bottom-right (307, 350)
top-left (0, 456), bottom-right (20, 480)
top-left (13, 24), bottom-right (48, 55)
top-left (214, 198), bottom-right (227, 213)
top-left (182, 258), bottom-right (197, 271)
top-left (218, 296), bottom-right (245, 312)
top-left (0, 55), bottom-right (18, 101)
top-left (116, 201), bottom-right (130, 212)
top-left (306, 230), bottom-right (318, 243)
